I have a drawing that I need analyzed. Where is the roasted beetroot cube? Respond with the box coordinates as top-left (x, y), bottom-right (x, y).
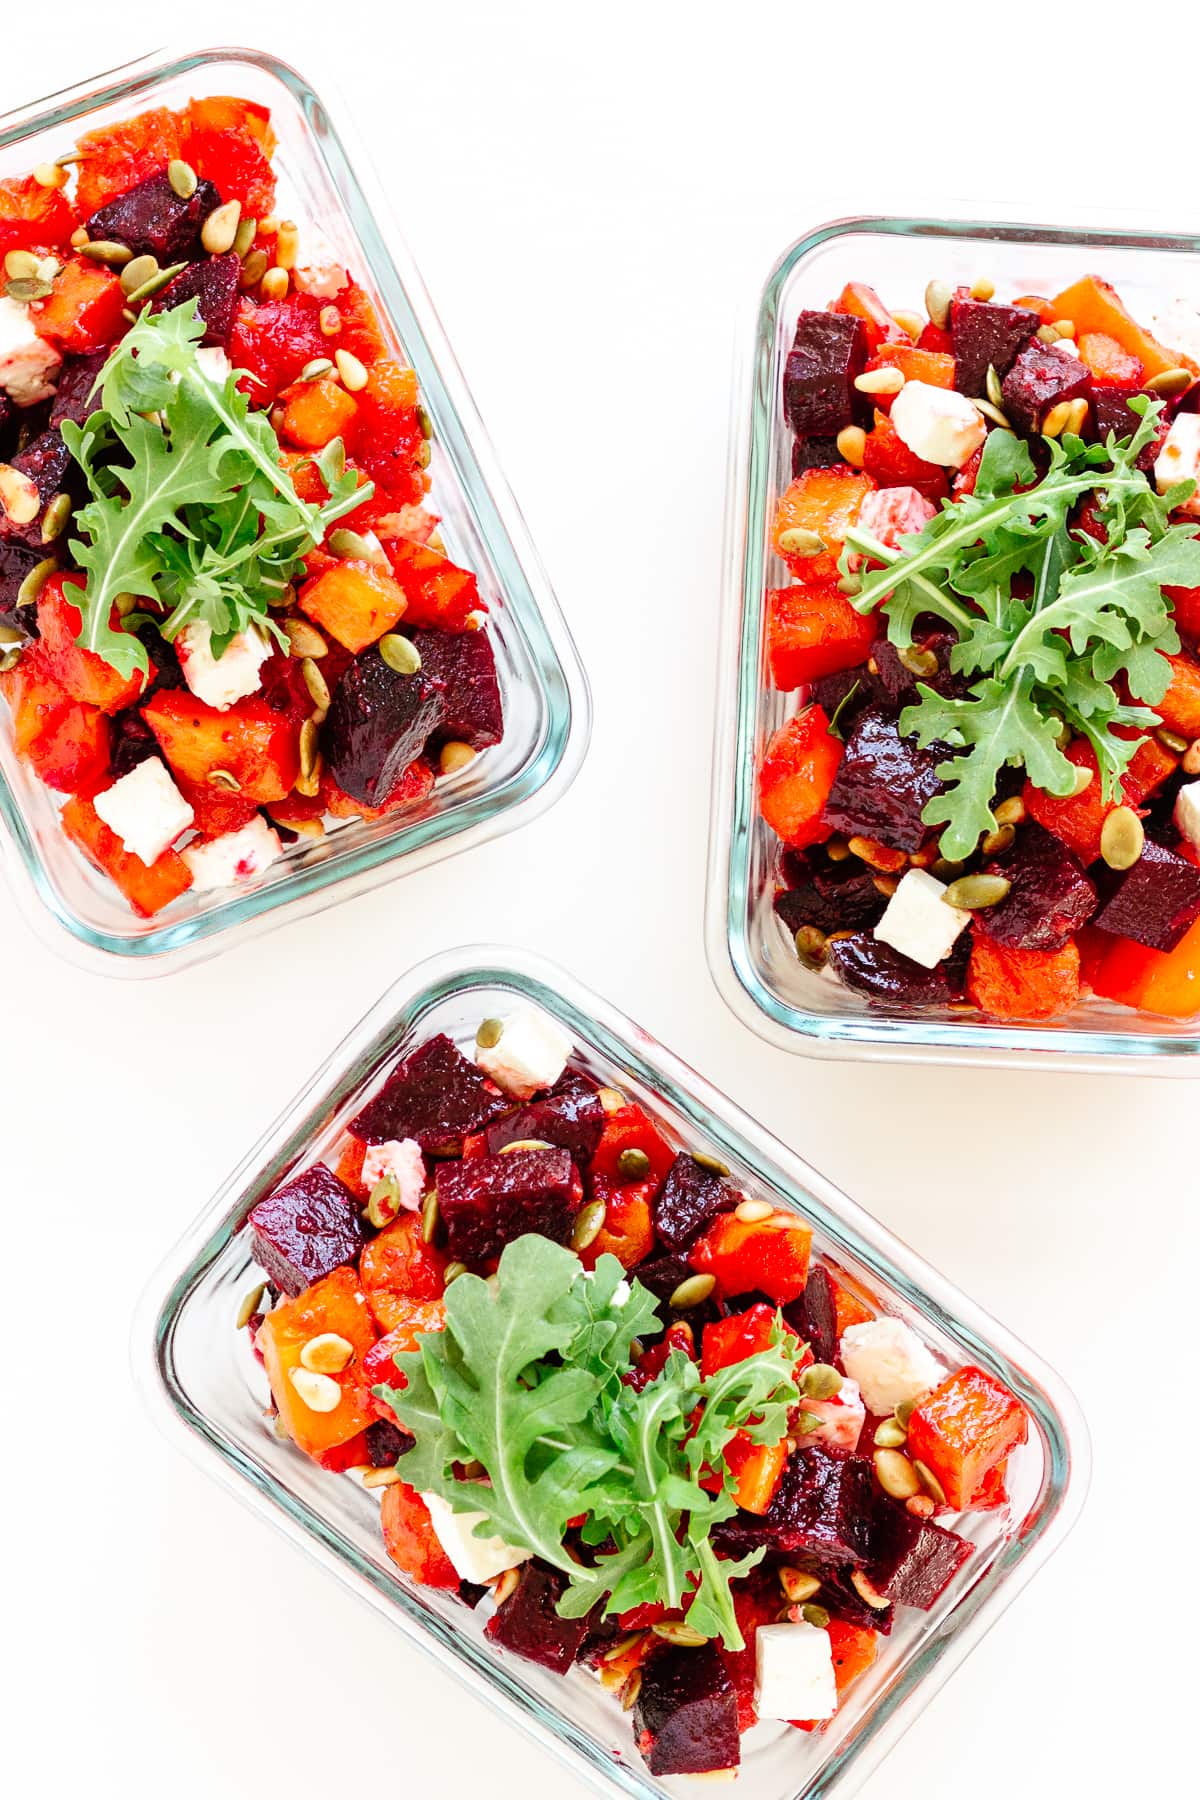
top-left (436, 1147), bottom-right (580, 1267)
top-left (0, 538), bottom-right (46, 629)
top-left (979, 821), bottom-right (1097, 951)
top-left (485, 1076), bottom-right (604, 1163)
top-left (792, 434), bottom-right (844, 477)
top-left (153, 253), bottom-right (242, 347)
top-left (409, 627), bottom-right (503, 749)
top-left (775, 867), bottom-right (887, 939)
top-left (714, 1448), bottom-right (877, 1564)
top-left (784, 311), bottom-right (869, 440)
top-left (871, 631), bottom-right (967, 707)
top-left (351, 1032), bottom-right (507, 1150)
top-left (1001, 341), bottom-right (1092, 435)
top-left (783, 1265), bottom-right (840, 1366)
top-left (625, 1252), bottom-right (693, 1303)
top-left (485, 1561), bottom-right (594, 1673)
top-left (866, 1508), bottom-right (973, 1610)
top-left (247, 1165), bottom-right (367, 1298)
top-left (365, 1419), bottom-right (413, 1465)
top-left (49, 350), bottom-right (108, 428)
top-left (826, 933), bottom-right (965, 1007)
top-left (950, 299), bottom-right (1040, 398)
top-left (110, 711), bottom-right (159, 777)
top-left (633, 1643), bottom-right (740, 1777)
top-left (4, 428), bottom-right (76, 547)
top-left (1094, 838), bottom-right (1200, 951)
top-left (822, 708), bottom-right (947, 852)
top-left (653, 1153), bottom-right (737, 1252)
top-left (84, 168), bottom-right (220, 262)
top-left (815, 1563), bottom-right (894, 1635)
top-left (325, 651), bottom-right (446, 805)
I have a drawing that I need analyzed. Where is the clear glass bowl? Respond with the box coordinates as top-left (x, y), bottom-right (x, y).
top-left (707, 214), bottom-right (1200, 1071)
top-left (0, 50), bottom-right (589, 974)
top-left (139, 946), bottom-right (1088, 1800)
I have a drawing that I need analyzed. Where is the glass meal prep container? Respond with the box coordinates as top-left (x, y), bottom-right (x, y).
top-left (708, 215), bottom-right (1200, 1072)
top-left (141, 946), bottom-right (1087, 1800)
top-left (0, 49), bottom-right (589, 974)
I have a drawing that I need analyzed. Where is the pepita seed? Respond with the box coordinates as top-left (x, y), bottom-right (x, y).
top-left (735, 1198), bottom-right (774, 1223)
top-left (571, 1199), bottom-right (607, 1251)
top-left (993, 795), bottom-right (1026, 827)
top-left (597, 1086), bottom-right (626, 1113)
top-left (240, 248), bottom-right (269, 288)
top-left (0, 622), bottom-right (26, 648)
top-left (943, 873), bottom-right (1011, 910)
top-left (898, 643), bottom-right (939, 678)
top-left (201, 199), bottom-right (242, 256)
top-left (602, 1632), bottom-right (648, 1665)
top-left (1157, 727), bottom-right (1189, 755)
top-left (299, 716), bottom-right (320, 781)
top-left (692, 1153), bottom-right (730, 1177)
top-left (971, 397), bottom-right (1012, 430)
top-left (319, 304), bottom-right (342, 336)
top-left (779, 1568), bottom-right (822, 1605)
top-left (776, 526), bottom-right (826, 558)
top-left (32, 160), bottom-right (69, 189)
top-left (490, 1565), bottom-right (522, 1606)
top-left (892, 309), bottom-right (924, 341)
top-left (124, 260), bottom-right (186, 307)
top-left (912, 1459), bottom-right (947, 1505)
top-left (1051, 318), bottom-right (1076, 339)
top-left (5, 276), bottom-right (53, 302)
top-left (288, 1366), bottom-right (341, 1413)
top-left (475, 1016), bottom-right (505, 1049)
top-left (617, 1147), bottom-right (651, 1180)
top-left (969, 276), bottom-right (995, 302)
top-left (293, 755), bottom-right (322, 800)
top-left (874, 1447), bottom-right (922, 1500)
top-left (794, 923), bottom-right (829, 967)
top-left (979, 822), bottom-right (1016, 858)
top-left (850, 1569), bottom-right (890, 1611)
top-left (837, 572), bottom-right (862, 597)
top-left (794, 1410), bottom-right (826, 1435)
top-left (335, 348), bottom-right (369, 391)
top-left (300, 1332), bottom-right (355, 1375)
top-left (1145, 366), bottom-right (1194, 397)
top-left (421, 1187), bottom-right (440, 1245)
top-left (378, 632), bottom-right (422, 675)
top-left (299, 357), bottom-right (335, 383)
top-left (836, 424), bottom-right (866, 468)
top-left (275, 221), bottom-right (300, 270)
top-left (651, 1621), bottom-right (709, 1647)
top-left (361, 1464), bottom-right (406, 1489)
top-left (365, 1175), bottom-right (401, 1229)
top-left (801, 1363), bottom-right (843, 1402)
top-left (800, 1603), bottom-right (831, 1629)
top-left (119, 253), bottom-right (160, 296)
top-left (443, 1260), bottom-right (467, 1286)
top-left (924, 280), bottom-right (952, 329)
top-left (874, 1418), bottom-right (909, 1449)
top-left (1184, 739), bottom-right (1200, 776)
top-left (302, 657), bottom-right (331, 715)
top-left (236, 1282), bottom-right (266, 1330)
top-left (259, 266), bottom-right (290, 302)
top-left (1100, 805), bottom-right (1144, 870)
top-left (78, 239), bottom-right (133, 267)
top-left (40, 492), bottom-right (72, 543)
top-left (854, 366), bottom-right (905, 396)
top-left (284, 617), bottom-right (328, 659)
top-left (894, 1399), bottom-right (917, 1428)
top-left (328, 527), bottom-right (378, 561)
top-left (207, 768), bottom-right (242, 791)
top-left (233, 216), bottom-right (258, 258)
top-left (114, 592), bottom-right (138, 616)
top-left (985, 363), bottom-right (1004, 409)
top-left (439, 740), bottom-right (476, 776)
top-left (668, 1274), bottom-right (716, 1311)
top-left (3, 249), bottom-right (41, 281)
top-left (417, 405), bottom-right (433, 440)
top-left (621, 1671), bottom-right (643, 1712)
top-left (168, 159), bottom-right (198, 199)
top-left (498, 1138), bottom-right (554, 1153)
top-left (0, 648), bottom-right (20, 673)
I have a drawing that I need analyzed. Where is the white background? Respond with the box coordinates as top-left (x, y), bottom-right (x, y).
top-left (2, 5), bottom-right (1194, 1797)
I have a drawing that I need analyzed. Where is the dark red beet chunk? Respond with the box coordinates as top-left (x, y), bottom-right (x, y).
top-left (153, 253), bottom-right (242, 347)
top-left (714, 1449), bottom-right (877, 1564)
top-left (324, 650), bottom-right (446, 805)
top-left (866, 1508), bottom-right (972, 1610)
top-left (783, 1265), bottom-right (840, 1366)
top-left (815, 1564), bottom-right (894, 1635)
top-left (784, 311), bottom-right (868, 440)
top-left (351, 1032), bottom-right (506, 1151)
top-left (436, 1147), bottom-right (580, 1268)
top-left (950, 299), bottom-right (1040, 398)
top-left (48, 350), bottom-right (108, 428)
top-left (83, 169), bottom-right (220, 262)
top-left (485, 1562), bottom-right (594, 1673)
top-left (110, 711), bottom-right (159, 777)
top-left (1000, 342), bottom-right (1092, 435)
top-left (625, 1252), bottom-right (693, 1303)
top-left (653, 1153), bottom-right (737, 1252)
top-left (792, 435), bottom-right (844, 477)
top-left (775, 867), bottom-right (887, 939)
top-left (978, 821), bottom-right (1097, 951)
top-left (633, 1643), bottom-right (740, 1776)
top-left (822, 707), bottom-right (948, 851)
top-left (1088, 389), bottom-right (1173, 472)
top-left (408, 628), bottom-right (503, 749)
top-left (871, 632), bottom-right (967, 708)
top-left (1094, 839), bottom-right (1200, 951)
top-left (0, 539), bottom-right (46, 629)
top-left (365, 1419), bottom-right (413, 1465)
top-left (826, 933), bottom-right (964, 1007)
top-left (485, 1079), bottom-right (604, 1163)
top-left (248, 1165), bottom-right (367, 1298)
top-left (2, 428), bottom-right (76, 548)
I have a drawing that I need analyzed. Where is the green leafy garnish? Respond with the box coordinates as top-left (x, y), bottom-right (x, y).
top-left (377, 1235), bottom-right (801, 1649)
top-left (840, 400), bottom-right (1200, 860)
top-left (61, 302), bottom-right (371, 680)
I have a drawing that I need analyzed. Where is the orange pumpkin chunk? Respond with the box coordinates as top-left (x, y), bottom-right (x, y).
top-left (906, 1365), bottom-right (1027, 1511)
top-left (258, 1267), bottom-right (379, 1461)
top-left (298, 560), bottom-right (407, 653)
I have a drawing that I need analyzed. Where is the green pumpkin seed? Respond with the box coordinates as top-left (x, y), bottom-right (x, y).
top-left (691, 1153), bottom-right (730, 1178)
top-left (284, 617), bottom-right (327, 659)
top-left (972, 397), bottom-right (1012, 430)
top-left (874, 1418), bottom-right (908, 1449)
top-left (1145, 366), bottom-right (1193, 397)
top-left (912, 1459), bottom-right (947, 1505)
top-left (299, 357), bottom-right (334, 383)
top-left (302, 657), bottom-right (331, 715)
top-left (924, 279), bottom-right (952, 329)
top-left (668, 1273), bottom-right (716, 1311)
top-left (168, 159), bottom-right (198, 199)
top-left (123, 260), bottom-right (186, 308)
top-left (1157, 727), bottom-right (1189, 755)
top-left (417, 405), bottom-right (433, 440)
top-left (793, 924), bottom-right (828, 968)
top-left (571, 1200), bottom-right (607, 1251)
top-left (120, 253), bottom-right (160, 296)
top-left (298, 716), bottom-right (320, 782)
top-left (78, 239), bottom-right (133, 267)
top-left (0, 647), bottom-right (19, 672)
top-left (16, 557), bottom-right (56, 609)
top-left (898, 643), bottom-right (939, 678)
top-left (328, 527), bottom-right (377, 561)
top-left (378, 633), bottom-right (422, 676)
top-left (985, 363), bottom-right (1004, 409)
top-left (800, 1603), bottom-right (831, 1629)
top-left (602, 1631), bottom-right (648, 1664)
top-left (475, 1016), bottom-right (504, 1049)
top-left (39, 492), bottom-right (72, 544)
top-left (207, 768), bottom-right (241, 791)
top-left (1100, 805), bottom-right (1144, 870)
top-left (232, 215), bottom-right (258, 259)
top-left (421, 1187), bottom-right (440, 1245)
top-left (979, 822), bottom-right (1016, 858)
top-left (801, 1363), bottom-right (843, 1402)
top-left (794, 1410), bottom-right (826, 1435)
top-left (930, 858), bottom-right (964, 883)
top-left (651, 1621), bottom-right (709, 1647)
top-left (895, 1399), bottom-right (916, 1428)
top-left (620, 1670), bottom-right (643, 1711)
top-left (617, 1147), bottom-right (651, 1181)
top-left (201, 199), bottom-right (242, 256)
top-left (4, 276), bottom-right (54, 303)
top-left (240, 248), bottom-right (269, 289)
top-left (943, 873), bottom-right (1012, 910)
top-left (776, 526), bottom-right (826, 558)
top-left (365, 1174), bottom-right (401, 1229)
top-left (837, 573), bottom-right (862, 597)
top-left (443, 1260), bottom-right (467, 1286)
top-left (236, 1282), bottom-right (267, 1330)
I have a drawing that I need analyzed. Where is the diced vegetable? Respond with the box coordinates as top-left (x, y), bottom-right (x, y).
top-left (142, 688), bottom-right (301, 803)
top-left (772, 466), bottom-right (874, 582)
top-left (689, 1210), bottom-right (813, 1303)
top-left (1049, 274), bottom-right (1192, 379)
top-left (0, 647), bottom-right (110, 795)
top-left (31, 258), bottom-right (126, 353)
top-left (359, 1213), bottom-right (449, 1330)
top-left (280, 376), bottom-right (360, 451)
top-left (966, 935), bottom-right (1082, 1021)
top-left (258, 1267), bottom-right (379, 1460)
top-left (61, 793), bottom-right (193, 915)
top-left (758, 706), bottom-right (842, 851)
top-left (379, 1480), bottom-right (461, 1588)
top-left (1023, 735), bottom-right (1176, 863)
top-left (766, 582), bottom-right (877, 689)
top-left (298, 560), bottom-right (407, 653)
top-left (906, 1366), bottom-right (1028, 1511)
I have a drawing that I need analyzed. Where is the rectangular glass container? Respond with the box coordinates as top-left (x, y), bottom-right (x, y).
top-left (707, 215), bottom-right (1200, 1071)
top-left (0, 50), bottom-right (589, 973)
top-left (140, 946), bottom-right (1087, 1800)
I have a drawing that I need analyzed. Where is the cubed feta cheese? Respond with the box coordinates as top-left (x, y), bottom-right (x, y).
top-left (852, 485), bottom-right (937, 566)
top-left (1155, 413), bottom-right (1200, 515)
top-left (361, 1137), bottom-right (426, 1213)
top-left (474, 1007), bottom-right (573, 1099)
top-left (93, 757), bottom-right (194, 867)
top-left (0, 295), bottom-right (61, 406)
top-left (839, 1316), bottom-right (946, 1417)
top-left (1149, 299), bottom-right (1200, 369)
top-left (182, 816), bottom-right (281, 891)
top-left (176, 621), bottom-right (272, 711)
top-left (890, 380), bottom-right (987, 469)
top-left (1175, 780), bottom-right (1200, 851)
top-left (195, 346), bottom-right (233, 385)
top-left (420, 1492), bottom-right (532, 1584)
top-left (793, 1376), bottom-right (866, 1455)
top-left (754, 1621), bottom-right (838, 1723)
top-left (874, 869), bottom-right (971, 969)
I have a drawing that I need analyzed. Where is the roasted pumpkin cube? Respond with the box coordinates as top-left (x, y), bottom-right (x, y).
top-left (1024, 734), bottom-right (1176, 863)
top-left (257, 1267), bottom-right (379, 1462)
top-left (181, 94), bottom-right (277, 216)
top-left (1, 645), bottom-right (110, 795)
top-left (31, 257), bottom-right (126, 353)
top-left (61, 793), bottom-right (193, 916)
top-left (380, 1480), bottom-right (460, 1588)
top-left (1155, 652), bottom-right (1200, 738)
top-left (758, 705), bottom-right (842, 851)
top-left (766, 581), bottom-right (877, 690)
top-left (359, 1212), bottom-right (449, 1330)
top-left (36, 576), bottom-right (147, 714)
top-left (298, 560), bottom-right (407, 653)
top-left (906, 1365), bottom-right (1027, 1511)
top-left (589, 1103), bottom-right (675, 1184)
top-left (791, 1621), bottom-right (878, 1730)
top-left (142, 687), bottom-right (300, 802)
top-left (73, 105), bottom-right (183, 214)
top-left (688, 1211), bottom-right (813, 1303)
top-left (1088, 915), bottom-right (1200, 1019)
top-left (577, 1177), bottom-right (655, 1271)
top-left (0, 174), bottom-right (76, 252)
top-left (1049, 275), bottom-right (1193, 379)
top-left (280, 376), bottom-right (360, 451)
top-left (384, 538), bottom-right (481, 631)
top-left (772, 466), bottom-right (874, 583)
top-left (966, 935), bottom-right (1081, 1022)
top-left (362, 1301), bottom-right (446, 1418)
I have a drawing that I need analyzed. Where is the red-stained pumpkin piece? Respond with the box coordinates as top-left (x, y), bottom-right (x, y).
top-left (380, 1480), bottom-right (460, 1588)
top-left (758, 705), bottom-right (842, 851)
top-left (906, 1365), bottom-right (1027, 1511)
top-left (61, 793), bottom-right (193, 916)
top-left (359, 1212), bottom-right (449, 1330)
top-left (766, 582), bottom-right (877, 690)
top-left (257, 1267), bottom-right (379, 1461)
top-left (967, 935), bottom-right (1081, 1022)
top-left (688, 1210), bottom-right (813, 1304)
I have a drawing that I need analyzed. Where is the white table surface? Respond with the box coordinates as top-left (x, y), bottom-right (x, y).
top-left (3, 6), bottom-right (1193, 1796)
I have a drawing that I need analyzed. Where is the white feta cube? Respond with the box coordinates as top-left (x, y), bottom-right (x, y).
top-left (182, 816), bottom-right (281, 891)
top-left (1175, 780), bottom-right (1200, 852)
top-left (839, 1316), bottom-right (946, 1417)
top-left (93, 756), bottom-right (194, 867)
top-left (195, 346), bottom-right (233, 385)
top-left (361, 1137), bottom-right (426, 1213)
top-left (890, 379), bottom-right (987, 469)
top-left (1155, 413), bottom-right (1200, 515)
top-left (793, 1376), bottom-right (866, 1455)
top-left (475, 1007), bottom-right (573, 1099)
top-left (420, 1492), bottom-right (532, 1584)
top-left (176, 621), bottom-right (272, 711)
top-left (754, 1621), bottom-right (838, 1723)
top-left (1149, 298), bottom-right (1200, 369)
top-left (0, 295), bottom-right (61, 406)
top-left (874, 869), bottom-right (971, 969)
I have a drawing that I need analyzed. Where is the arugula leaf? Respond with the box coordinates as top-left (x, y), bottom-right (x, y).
top-left (380, 1234), bottom-right (801, 1648)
